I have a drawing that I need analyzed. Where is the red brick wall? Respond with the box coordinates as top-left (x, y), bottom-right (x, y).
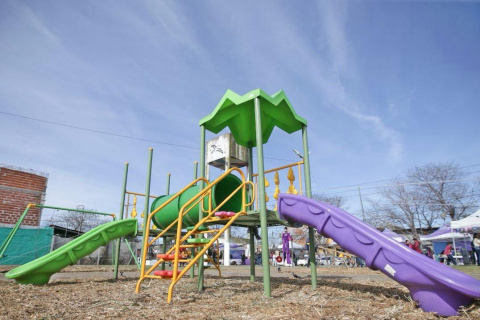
top-left (0, 168), bottom-right (48, 226)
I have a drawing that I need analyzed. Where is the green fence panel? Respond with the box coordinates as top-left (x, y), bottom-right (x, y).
top-left (0, 226), bottom-right (53, 265)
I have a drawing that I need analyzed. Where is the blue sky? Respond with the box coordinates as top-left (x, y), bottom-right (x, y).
top-left (1, 0), bottom-right (479, 223)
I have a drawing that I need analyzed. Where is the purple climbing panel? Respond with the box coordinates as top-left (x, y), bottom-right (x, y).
top-left (278, 194), bottom-right (480, 316)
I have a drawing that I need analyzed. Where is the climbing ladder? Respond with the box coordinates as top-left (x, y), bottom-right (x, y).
top-left (135, 168), bottom-right (254, 302)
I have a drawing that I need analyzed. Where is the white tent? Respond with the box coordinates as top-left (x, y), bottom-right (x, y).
top-left (382, 228), bottom-right (406, 242)
top-left (451, 209), bottom-right (480, 230)
top-left (276, 242), bottom-right (304, 250)
top-left (421, 223), bottom-right (471, 242)
top-left (421, 232), bottom-right (470, 241)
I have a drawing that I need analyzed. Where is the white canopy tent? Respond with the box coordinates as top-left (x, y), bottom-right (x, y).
top-left (421, 224), bottom-right (472, 260)
top-left (451, 209), bottom-right (480, 230)
top-left (382, 228), bottom-right (406, 242)
top-left (421, 232), bottom-right (471, 242)
top-left (276, 242), bottom-right (304, 250)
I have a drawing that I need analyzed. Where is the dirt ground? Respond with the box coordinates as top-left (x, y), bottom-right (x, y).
top-left (1, 264), bottom-right (480, 319)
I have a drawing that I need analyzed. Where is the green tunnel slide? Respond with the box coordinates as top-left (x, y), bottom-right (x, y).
top-left (5, 219), bottom-right (138, 285)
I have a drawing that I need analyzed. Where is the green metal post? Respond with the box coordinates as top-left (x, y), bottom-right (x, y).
top-left (36, 205), bottom-right (116, 219)
top-left (302, 126), bottom-right (317, 289)
top-left (193, 161), bottom-right (198, 181)
top-left (124, 238), bottom-right (141, 269)
top-left (191, 161), bottom-right (198, 278)
top-left (247, 146), bottom-right (255, 282)
top-left (197, 126), bottom-right (206, 291)
top-left (0, 205), bottom-right (32, 259)
top-left (114, 162), bottom-right (129, 279)
top-left (160, 238), bottom-right (167, 271)
top-left (166, 173), bottom-right (171, 195)
top-left (254, 97), bottom-right (271, 298)
top-left (140, 148), bottom-right (153, 267)
top-left (249, 226), bottom-right (255, 282)
top-left (247, 146), bottom-right (254, 210)
top-left (161, 173), bottom-right (171, 271)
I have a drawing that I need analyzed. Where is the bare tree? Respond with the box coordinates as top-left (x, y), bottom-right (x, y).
top-left (312, 193), bottom-right (349, 210)
top-left (290, 226), bottom-right (308, 244)
top-left (58, 206), bottom-right (107, 232)
top-left (406, 162), bottom-right (479, 221)
top-left (268, 229), bottom-right (282, 250)
top-left (367, 179), bottom-right (431, 237)
top-left (366, 162), bottom-right (479, 234)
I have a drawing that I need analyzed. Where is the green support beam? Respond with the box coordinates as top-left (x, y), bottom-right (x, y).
top-left (247, 146), bottom-right (255, 282)
top-left (124, 238), bottom-right (141, 269)
top-left (162, 173), bottom-right (171, 271)
top-left (140, 148), bottom-right (153, 268)
top-left (114, 162), bottom-right (129, 279)
top-left (36, 205), bottom-right (115, 218)
top-left (254, 97), bottom-right (271, 298)
top-left (0, 205), bottom-right (32, 259)
top-left (197, 126), bottom-right (206, 291)
top-left (191, 161), bottom-right (198, 279)
top-left (249, 226), bottom-right (255, 282)
top-left (302, 126), bottom-right (317, 289)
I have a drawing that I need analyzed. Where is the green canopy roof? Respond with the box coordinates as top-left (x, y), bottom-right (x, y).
top-left (199, 89), bottom-right (307, 147)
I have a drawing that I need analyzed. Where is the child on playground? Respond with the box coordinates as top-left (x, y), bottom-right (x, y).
top-left (444, 242), bottom-right (457, 266)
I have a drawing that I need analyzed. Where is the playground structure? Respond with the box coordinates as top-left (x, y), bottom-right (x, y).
top-left (3, 89), bottom-right (480, 316)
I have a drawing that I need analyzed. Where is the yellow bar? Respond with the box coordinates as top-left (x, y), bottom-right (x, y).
top-left (125, 191), bottom-right (158, 198)
top-left (252, 161), bottom-right (304, 177)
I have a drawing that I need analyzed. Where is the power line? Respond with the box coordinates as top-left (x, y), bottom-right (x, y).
top-left (0, 111), bottom-right (298, 162)
top-left (318, 164), bottom-right (480, 192)
top-left (319, 176), bottom-right (480, 196)
top-left (359, 204), bottom-right (480, 215)
top-left (0, 111), bottom-right (199, 150)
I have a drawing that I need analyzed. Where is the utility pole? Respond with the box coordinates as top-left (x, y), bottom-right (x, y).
top-left (358, 187), bottom-right (365, 221)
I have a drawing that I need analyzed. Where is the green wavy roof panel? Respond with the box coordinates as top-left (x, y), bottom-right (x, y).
top-left (199, 89), bottom-right (307, 147)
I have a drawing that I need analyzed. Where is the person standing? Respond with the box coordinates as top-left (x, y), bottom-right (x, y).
top-left (411, 237), bottom-right (422, 254)
top-left (473, 234), bottom-right (480, 266)
top-left (425, 246), bottom-right (433, 259)
top-left (444, 242), bottom-right (457, 266)
top-left (282, 227), bottom-right (292, 265)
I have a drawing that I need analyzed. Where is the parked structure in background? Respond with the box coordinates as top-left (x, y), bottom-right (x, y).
top-left (0, 164), bottom-right (48, 226)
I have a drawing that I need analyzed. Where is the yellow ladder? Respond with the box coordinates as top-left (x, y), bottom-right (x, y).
top-left (135, 168), bottom-right (254, 302)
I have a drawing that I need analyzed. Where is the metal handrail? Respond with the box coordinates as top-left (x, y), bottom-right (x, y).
top-left (136, 168), bottom-right (255, 296)
top-left (137, 177), bottom-right (209, 279)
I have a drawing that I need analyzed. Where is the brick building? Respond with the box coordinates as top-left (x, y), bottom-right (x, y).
top-left (0, 164), bottom-right (48, 226)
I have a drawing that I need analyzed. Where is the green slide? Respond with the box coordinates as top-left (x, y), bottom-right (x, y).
top-left (5, 218), bottom-right (138, 285)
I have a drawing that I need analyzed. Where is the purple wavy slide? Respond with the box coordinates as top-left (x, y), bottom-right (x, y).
top-left (278, 194), bottom-right (480, 316)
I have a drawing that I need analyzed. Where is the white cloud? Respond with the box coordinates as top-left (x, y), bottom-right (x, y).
top-left (19, 4), bottom-right (60, 45)
top-left (314, 1), bottom-right (403, 161)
